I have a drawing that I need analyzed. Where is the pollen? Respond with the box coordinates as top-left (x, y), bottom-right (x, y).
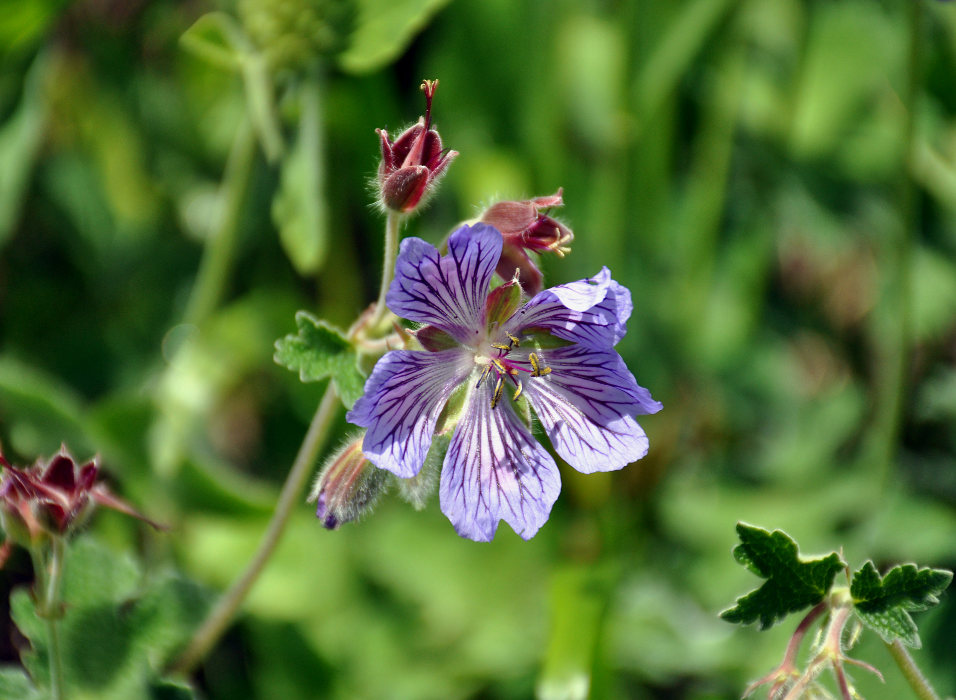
top-left (490, 376), bottom-right (504, 408)
top-left (529, 352), bottom-right (552, 378)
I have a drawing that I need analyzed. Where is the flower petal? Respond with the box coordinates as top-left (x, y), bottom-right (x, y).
top-left (521, 345), bottom-right (661, 473)
top-left (347, 349), bottom-right (473, 478)
top-left (387, 223), bottom-right (502, 344)
top-left (440, 384), bottom-right (560, 541)
top-left (505, 267), bottom-right (632, 349)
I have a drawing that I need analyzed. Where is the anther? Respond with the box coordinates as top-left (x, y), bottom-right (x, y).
top-left (529, 352), bottom-right (552, 378)
top-left (491, 343), bottom-right (512, 352)
top-left (507, 333), bottom-right (521, 347)
top-left (513, 381), bottom-right (523, 401)
top-left (492, 358), bottom-right (508, 375)
top-left (491, 376), bottom-right (503, 408)
top-left (475, 364), bottom-right (492, 388)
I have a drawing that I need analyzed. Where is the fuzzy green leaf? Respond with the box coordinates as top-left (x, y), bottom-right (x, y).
top-left (720, 523), bottom-right (844, 629)
top-left (274, 311), bottom-right (365, 408)
top-left (851, 561), bottom-right (952, 648)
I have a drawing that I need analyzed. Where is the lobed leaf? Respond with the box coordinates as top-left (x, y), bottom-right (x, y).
top-left (274, 311), bottom-right (366, 408)
top-left (851, 561), bottom-right (952, 648)
top-left (720, 523), bottom-right (844, 629)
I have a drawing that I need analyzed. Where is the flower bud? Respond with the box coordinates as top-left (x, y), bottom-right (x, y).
top-left (0, 447), bottom-right (161, 542)
top-left (308, 433), bottom-right (386, 529)
top-left (479, 189), bottom-right (573, 296)
top-left (376, 80), bottom-right (458, 214)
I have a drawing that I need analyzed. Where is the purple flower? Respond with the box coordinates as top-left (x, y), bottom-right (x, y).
top-left (347, 224), bottom-right (661, 541)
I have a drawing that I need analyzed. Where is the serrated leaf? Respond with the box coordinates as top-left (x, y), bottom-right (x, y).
top-left (338, 0), bottom-right (453, 74)
top-left (851, 561), bottom-right (952, 648)
top-left (274, 311), bottom-right (365, 408)
top-left (272, 81), bottom-right (328, 275)
top-left (720, 523), bottom-right (844, 629)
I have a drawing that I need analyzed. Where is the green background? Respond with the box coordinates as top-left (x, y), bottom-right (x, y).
top-left (1, 0), bottom-right (955, 697)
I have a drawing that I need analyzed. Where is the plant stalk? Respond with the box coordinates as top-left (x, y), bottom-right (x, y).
top-left (886, 640), bottom-right (943, 700)
top-left (367, 211), bottom-right (402, 333)
top-left (170, 384), bottom-right (340, 674)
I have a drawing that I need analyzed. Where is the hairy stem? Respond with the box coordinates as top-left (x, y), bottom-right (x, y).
top-left (31, 538), bottom-right (66, 700)
top-left (170, 384), bottom-right (340, 674)
top-left (887, 641), bottom-right (943, 700)
top-left (367, 211), bottom-right (402, 333)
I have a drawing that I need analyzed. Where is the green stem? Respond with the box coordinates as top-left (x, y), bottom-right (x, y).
top-left (367, 211), bottom-right (402, 334)
top-left (886, 640), bottom-right (943, 700)
top-left (169, 384), bottom-right (340, 675)
top-left (183, 115), bottom-right (258, 327)
top-left (31, 538), bottom-right (66, 700)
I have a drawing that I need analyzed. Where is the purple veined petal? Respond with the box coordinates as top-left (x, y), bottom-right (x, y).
top-left (504, 268), bottom-right (632, 349)
top-left (439, 383), bottom-right (561, 542)
top-left (386, 224), bottom-right (502, 344)
top-left (347, 348), bottom-right (473, 478)
top-left (521, 345), bottom-right (661, 473)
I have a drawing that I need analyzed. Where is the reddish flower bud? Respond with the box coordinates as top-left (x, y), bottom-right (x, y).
top-left (377, 80), bottom-right (458, 214)
top-left (0, 447), bottom-right (161, 544)
top-left (479, 189), bottom-right (573, 296)
top-left (308, 433), bottom-right (386, 529)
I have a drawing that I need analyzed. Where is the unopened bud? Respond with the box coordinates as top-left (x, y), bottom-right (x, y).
top-left (308, 433), bottom-right (386, 529)
top-left (0, 447), bottom-right (161, 543)
top-left (376, 80), bottom-right (458, 214)
top-left (479, 189), bottom-right (573, 296)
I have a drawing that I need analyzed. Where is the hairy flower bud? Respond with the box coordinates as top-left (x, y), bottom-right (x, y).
top-left (479, 189), bottom-right (573, 295)
top-left (0, 447), bottom-right (161, 544)
top-left (308, 433), bottom-right (386, 529)
top-left (376, 80), bottom-right (458, 214)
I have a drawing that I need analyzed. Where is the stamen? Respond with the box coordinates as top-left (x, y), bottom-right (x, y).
top-left (507, 333), bottom-right (521, 347)
top-left (490, 376), bottom-right (503, 408)
top-left (492, 358), bottom-right (508, 375)
top-left (529, 352), bottom-right (552, 378)
top-left (513, 380), bottom-right (523, 401)
top-left (475, 363), bottom-right (492, 388)
top-left (491, 343), bottom-right (511, 352)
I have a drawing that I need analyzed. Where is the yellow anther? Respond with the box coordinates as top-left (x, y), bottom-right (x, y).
top-left (509, 367), bottom-right (519, 375)
top-left (475, 363), bottom-right (492, 388)
top-left (507, 333), bottom-right (521, 347)
top-left (491, 343), bottom-right (512, 352)
top-left (512, 380), bottom-right (523, 401)
top-left (529, 352), bottom-right (551, 378)
top-left (491, 376), bottom-right (503, 408)
top-left (492, 358), bottom-right (508, 375)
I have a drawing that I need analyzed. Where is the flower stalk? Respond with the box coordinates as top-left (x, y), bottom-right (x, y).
top-left (886, 640), bottom-right (943, 700)
top-left (170, 383), bottom-right (340, 675)
top-left (30, 536), bottom-right (66, 700)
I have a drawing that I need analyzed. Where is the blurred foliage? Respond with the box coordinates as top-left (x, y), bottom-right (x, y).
top-left (1, 0), bottom-right (955, 698)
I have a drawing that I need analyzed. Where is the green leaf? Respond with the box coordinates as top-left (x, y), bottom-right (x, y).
top-left (850, 561), bottom-right (952, 648)
top-left (338, 0), bottom-right (453, 74)
top-left (179, 12), bottom-right (245, 71)
top-left (274, 311), bottom-right (365, 408)
top-left (0, 667), bottom-right (39, 700)
top-left (0, 49), bottom-right (49, 250)
top-left (720, 523), bottom-right (844, 629)
top-left (272, 80), bottom-right (328, 275)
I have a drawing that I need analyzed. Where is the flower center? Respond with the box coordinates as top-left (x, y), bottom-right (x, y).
top-left (473, 333), bottom-right (552, 408)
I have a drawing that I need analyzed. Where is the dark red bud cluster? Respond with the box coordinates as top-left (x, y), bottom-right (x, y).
top-left (479, 189), bottom-right (574, 296)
